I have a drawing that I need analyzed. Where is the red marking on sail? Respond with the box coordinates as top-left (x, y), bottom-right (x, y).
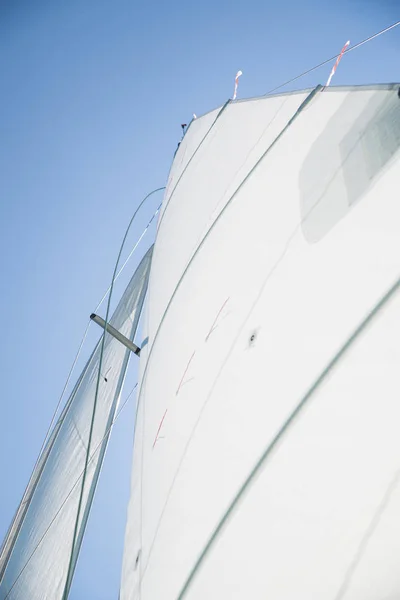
top-left (326, 40), bottom-right (350, 87)
top-left (232, 70), bottom-right (243, 100)
top-left (176, 351), bottom-right (196, 396)
top-left (205, 297), bottom-right (230, 342)
top-left (153, 409), bottom-right (168, 449)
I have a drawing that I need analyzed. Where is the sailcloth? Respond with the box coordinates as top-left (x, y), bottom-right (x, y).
top-left (0, 245), bottom-right (153, 600)
top-left (121, 84), bottom-right (400, 599)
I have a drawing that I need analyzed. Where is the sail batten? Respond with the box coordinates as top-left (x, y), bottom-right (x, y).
top-left (0, 246), bottom-right (153, 600)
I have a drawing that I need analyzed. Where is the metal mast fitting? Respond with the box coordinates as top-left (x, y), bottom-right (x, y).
top-left (90, 313), bottom-right (141, 356)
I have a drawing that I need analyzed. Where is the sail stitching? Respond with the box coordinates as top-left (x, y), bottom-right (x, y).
top-left (176, 351), bottom-right (196, 396)
top-left (134, 87), bottom-right (322, 591)
top-left (138, 88), bottom-right (398, 585)
top-left (140, 91), bottom-right (400, 585)
top-left (202, 96), bottom-right (290, 239)
top-left (175, 274), bottom-right (400, 599)
top-left (144, 97), bottom-right (292, 477)
top-left (71, 418), bottom-right (89, 452)
top-left (205, 297), bottom-right (230, 342)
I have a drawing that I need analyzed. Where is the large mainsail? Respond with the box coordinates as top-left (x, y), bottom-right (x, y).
top-left (0, 246), bottom-right (153, 600)
top-left (121, 85), bottom-right (400, 599)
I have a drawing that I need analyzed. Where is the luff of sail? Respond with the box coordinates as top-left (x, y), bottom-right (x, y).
top-left (120, 85), bottom-right (400, 599)
top-left (0, 245), bottom-right (153, 600)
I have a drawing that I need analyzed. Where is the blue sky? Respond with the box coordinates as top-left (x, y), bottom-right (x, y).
top-left (0, 1), bottom-right (398, 598)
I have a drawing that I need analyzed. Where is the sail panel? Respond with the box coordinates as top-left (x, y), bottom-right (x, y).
top-left (121, 85), bottom-right (400, 599)
top-left (185, 284), bottom-right (400, 600)
top-left (161, 107), bottom-right (221, 216)
top-left (148, 90), bottom-right (311, 348)
top-left (0, 246), bottom-right (153, 600)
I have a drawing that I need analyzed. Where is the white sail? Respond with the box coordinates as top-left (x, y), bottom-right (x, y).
top-left (121, 84), bottom-right (400, 599)
top-left (0, 246), bottom-right (153, 600)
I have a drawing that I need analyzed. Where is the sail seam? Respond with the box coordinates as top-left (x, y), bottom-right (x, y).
top-left (175, 274), bottom-right (400, 599)
top-left (138, 86), bottom-right (322, 404)
top-left (334, 467), bottom-right (400, 599)
top-left (156, 99), bottom-right (231, 235)
top-left (136, 85), bottom-right (400, 589)
top-left (133, 86), bottom-right (322, 594)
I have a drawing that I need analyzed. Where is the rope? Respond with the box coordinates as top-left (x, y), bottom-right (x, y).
top-left (62, 186), bottom-right (164, 599)
top-left (265, 19), bottom-right (400, 96)
top-left (94, 203), bottom-right (162, 312)
top-left (3, 382), bottom-right (139, 600)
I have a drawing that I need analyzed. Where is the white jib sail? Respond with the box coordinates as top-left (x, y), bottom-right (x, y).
top-left (0, 245), bottom-right (153, 600)
top-left (121, 84), bottom-right (400, 599)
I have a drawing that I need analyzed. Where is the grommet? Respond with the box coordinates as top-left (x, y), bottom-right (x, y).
top-left (249, 330), bottom-right (258, 346)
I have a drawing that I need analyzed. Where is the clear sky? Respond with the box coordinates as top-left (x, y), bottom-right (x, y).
top-left (0, 1), bottom-right (398, 598)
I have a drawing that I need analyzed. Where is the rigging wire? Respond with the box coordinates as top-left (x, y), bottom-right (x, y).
top-left (26, 200), bottom-right (162, 477)
top-left (62, 186), bottom-right (164, 599)
top-left (264, 19), bottom-right (400, 96)
top-left (3, 383), bottom-right (139, 600)
top-left (0, 200), bottom-right (163, 569)
top-left (51, 200), bottom-right (162, 446)
top-left (94, 202), bottom-right (162, 311)
top-left (0, 187), bottom-right (164, 599)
